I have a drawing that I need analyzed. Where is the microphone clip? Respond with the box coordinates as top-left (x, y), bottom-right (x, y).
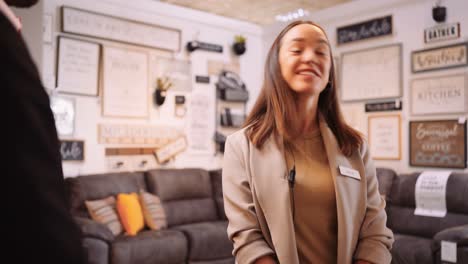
top-left (288, 166), bottom-right (296, 188)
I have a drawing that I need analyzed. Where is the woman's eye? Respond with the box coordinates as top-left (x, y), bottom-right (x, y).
top-left (291, 49), bottom-right (301, 54)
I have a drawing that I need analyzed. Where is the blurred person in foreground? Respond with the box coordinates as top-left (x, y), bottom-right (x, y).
top-left (2, 0), bottom-right (85, 263)
top-left (222, 20), bottom-right (394, 264)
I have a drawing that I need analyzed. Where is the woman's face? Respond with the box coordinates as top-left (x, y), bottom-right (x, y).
top-left (278, 24), bottom-right (331, 96)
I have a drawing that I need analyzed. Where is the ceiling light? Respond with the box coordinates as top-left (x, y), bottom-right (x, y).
top-left (275, 8), bottom-right (309, 22)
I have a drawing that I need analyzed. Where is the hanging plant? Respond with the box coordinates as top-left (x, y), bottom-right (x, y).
top-left (233, 35), bottom-right (246, 56)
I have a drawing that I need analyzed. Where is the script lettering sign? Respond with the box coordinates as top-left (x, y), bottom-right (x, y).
top-left (60, 140), bottom-right (84, 161)
top-left (337, 15), bottom-right (392, 45)
top-left (409, 120), bottom-right (466, 168)
top-left (411, 42), bottom-right (468, 73)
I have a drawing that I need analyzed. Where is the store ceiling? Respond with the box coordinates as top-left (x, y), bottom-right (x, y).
top-left (158, 0), bottom-right (353, 26)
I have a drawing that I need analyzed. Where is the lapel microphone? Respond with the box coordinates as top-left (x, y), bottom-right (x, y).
top-left (288, 165), bottom-right (296, 188)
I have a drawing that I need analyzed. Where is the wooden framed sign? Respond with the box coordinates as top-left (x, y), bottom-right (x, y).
top-left (410, 74), bottom-right (467, 115)
top-left (337, 15), bottom-right (392, 45)
top-left (61, 6), bottom-right (181, 51)
top-left (368, 114), bottom-right (401, 160)
top-left (424, 22), bottom-right (460, 44)
top-left (60, 140), bottom-right (84, 161)
top-left (154, 136), bottom-right (187, 164)
top-left (409, 120), bottom-right (467, 169)
top-left (341, 44), bottom-right (402, 102)
top-left (56, 36), bottom-right (100, 96)
top-left (411, 42), bottom-right (468, 73)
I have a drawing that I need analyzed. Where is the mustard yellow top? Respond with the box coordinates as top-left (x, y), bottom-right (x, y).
top-left (287, 129), bottom-right (338, 264)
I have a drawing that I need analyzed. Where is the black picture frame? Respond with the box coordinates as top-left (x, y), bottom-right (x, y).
top-left (336, 15), bottom-right (393, 45)
top-left (60, 140), bottom-right (85, 161)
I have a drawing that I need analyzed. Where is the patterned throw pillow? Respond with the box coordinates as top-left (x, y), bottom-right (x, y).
top-left (139, 190), bottom-right (167, 230)
top-left (85, 196), bottom-right (123, 236)
top-left (116, 193), bottom-right (145, 236)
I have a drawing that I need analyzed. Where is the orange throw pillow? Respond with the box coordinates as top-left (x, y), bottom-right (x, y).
top-left (116, 193), bottom-right (144, 236)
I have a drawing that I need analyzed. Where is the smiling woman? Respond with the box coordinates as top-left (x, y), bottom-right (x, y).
top-left (222, 20), bottom-right (394, 264)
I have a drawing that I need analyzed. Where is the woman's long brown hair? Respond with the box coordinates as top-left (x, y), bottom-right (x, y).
top-left (244, 20), bottom-right (362, 156)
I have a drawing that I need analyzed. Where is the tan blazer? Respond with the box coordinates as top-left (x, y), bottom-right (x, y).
top-left (222, 118), bottom-right (394, 264)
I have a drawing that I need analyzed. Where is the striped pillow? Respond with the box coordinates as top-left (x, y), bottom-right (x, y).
top-left (85, 196), bottom-right (123, 235)
top-left (139, 190), bottom-right (167, 230)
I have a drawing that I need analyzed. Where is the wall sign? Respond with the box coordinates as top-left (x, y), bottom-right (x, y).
top-left (186, 41), bottom-right (223, 53)
top-left (154, 57), bottom-right (192, 92)
top-left (368, 114), bottom-right (401, 160)
top-left (56, 36), bottom-right (100, 96)
top-left (98, 123), bottom-right (183, 147)
top-left (410, 74), bottom-right (467, 115)
top-left (154, 136), bottom-right (188, 164)
top-left (61, 6), bottom-right (181, 51)
top-left (411, 42), bottom-right (468, 73)
top-left (60, 140), bottom-right (84, 161)
top-left (50, 96), bottom-right (75, 136)
top-left (195, 75), bottom-right (210, 84)
top-left (365, 100), bottom-right (402, 112)
top-left (341, 44), bottom-right (402, 102)
top-left (424, 22), bottom-right (460, 43)
top-left (102, 47), bottom-right (149, 118)
top-left (337, 15), bottom-right (392, 45)
top-left (409, 120), bottom-right (467, 169)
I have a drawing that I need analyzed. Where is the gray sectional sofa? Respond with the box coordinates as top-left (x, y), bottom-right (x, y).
top-left (376, 168), bottom-right (468, 264)
top-left (65, 168), bottom-right (233, 264)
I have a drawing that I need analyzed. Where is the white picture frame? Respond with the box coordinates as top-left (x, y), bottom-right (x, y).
top-left (50, 96), bottom-right (75, 136)
top-left (154, 57), bottom-right (192, 92)
top-left (368, 114), bottom-right (401, 160)
top-left (102, 46), bottom-right (149, 118)
top-left (56, 36), bottom-right (100, 96)
top-left (411, 74), bottom-right (468, 115)
top-left (340, 44), bottom-right (402, 102)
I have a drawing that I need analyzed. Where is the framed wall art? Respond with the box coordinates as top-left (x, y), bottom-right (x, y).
top-left (368, 114), bottom-right (401, 160)
top-left (409, 120), bottom-right (467, 169)
top-left (50, 96), bottom-right (75, 136)
top-left (61, 6), bottom-right (181, 51)
top-left (56, 36), bottom-right (100, 96)
top-left (411, 42), bottom-right (468, 73)
top-left (153, 57), bottom-right (192, 92)
top-left (60, 139), bottom-right (85, 161)
top-left (410, 74), bottom-right (467, 115)
top-left (102, 46), bottom-right (149, 118)
top-left (341, 43), bottom-right (402, 102)
top-left (337, 15), bottom-right (392, 45)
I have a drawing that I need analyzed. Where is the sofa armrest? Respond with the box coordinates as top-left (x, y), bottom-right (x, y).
top-left (433, 225), bottom-right (468, 247)
top-left (74, 217), bottom-right (115, 243)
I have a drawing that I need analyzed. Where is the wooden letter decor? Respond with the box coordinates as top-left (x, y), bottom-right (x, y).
top-left (154, 136), bottom-right (187, 164)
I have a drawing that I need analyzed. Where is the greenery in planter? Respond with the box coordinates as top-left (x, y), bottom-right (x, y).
top-left (233, 35), bottom-right (246, 55)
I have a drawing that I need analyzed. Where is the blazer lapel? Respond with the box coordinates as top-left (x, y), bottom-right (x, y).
top-left (319, 119), bottom-right (367, 264)
top-left (251, 136), bottom-right (300, 263)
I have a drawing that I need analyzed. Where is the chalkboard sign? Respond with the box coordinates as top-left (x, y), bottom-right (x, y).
top-left (337, 15), bottom-right (392, 45)
top-left (60, 140), bottom-right (85, 161)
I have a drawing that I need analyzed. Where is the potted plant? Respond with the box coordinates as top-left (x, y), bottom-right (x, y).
top-left (154, 76), bottom-right (172, 106)
top-left (233, 35), bottom-right (246, 55)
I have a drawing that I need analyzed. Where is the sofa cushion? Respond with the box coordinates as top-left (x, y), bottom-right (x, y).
top-left (388, 172), bottom-right (468, 238)
top-left (111, 229), bottom-right (187, 264)
top-left (376, 167), bottom-right (397, 199)
top-left (66, 172), bottom-right (146, 218)
top-left (210, 169), bottom-right (227, 220)
top-left (116, 193), bottom-right (144, 236)
top-left (139, 190), bottom-right (167, 230)
top-left (174, 221), bottom-right (233, 261)
top-left (146, 169), bottom-right (218, 226)
top-left (85, 196), bottom-right (123, 236)
top-left (391, 234), bottom-right (433, 264)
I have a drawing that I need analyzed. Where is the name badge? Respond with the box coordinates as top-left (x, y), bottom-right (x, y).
top-left (339, 166), bottom-right (361, 180)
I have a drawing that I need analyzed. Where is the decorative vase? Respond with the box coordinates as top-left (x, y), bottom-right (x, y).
top-left (233, 42), bottom-right (246, 55)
